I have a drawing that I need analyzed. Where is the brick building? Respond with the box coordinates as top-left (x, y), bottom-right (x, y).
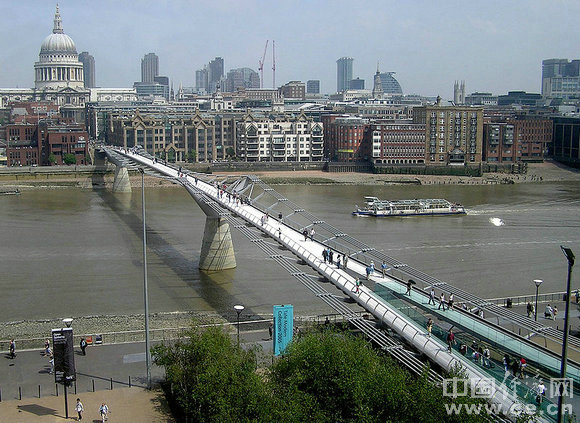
top-left (413, 100), bottom-right (484, 165)
top-left (483, 117), bottom-right (552, 163)
top-left (322, 114), bottom-right (368, 162)
top-left (367, 120), bottom-right (426, 164)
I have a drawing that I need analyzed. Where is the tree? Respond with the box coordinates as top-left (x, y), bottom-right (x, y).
top-left (151, 322), bottom-right (271, 422)
top-left (48, 153), bottom-right (57, 165)
top-left (225, 147), bottom-right (235, 159)
top-left (63, 153), bottom-right (76, 165)
top-left (187, 150), bottom-right (197, 163)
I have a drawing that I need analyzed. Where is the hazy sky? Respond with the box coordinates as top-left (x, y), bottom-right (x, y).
top-left (1, 0), bottom-right (578, 98)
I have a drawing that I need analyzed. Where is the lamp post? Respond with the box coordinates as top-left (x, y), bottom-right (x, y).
top-left (234, 305), bottom-right (244, 348)
top-left (534, 279), bottom-right (543, 322)
top-left (138, 168), bottom-right (151, 390)
top-left (557, 246), bottom-right (575, 423)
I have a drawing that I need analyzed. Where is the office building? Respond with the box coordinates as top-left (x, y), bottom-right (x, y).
top-left (307, 80), bottom-right (320, 94)
top-left (552, 117), bottom-right (580, 167)
top-left (322, 114), bottom-right (368, 162)
top-left (196, 68), bottom-right (208, 92)
top-left (208, 57), bottom-right (224, 93)
top-left (279, 81), bottom-right (305, 99)
top-left (366, 121), bottom-right (426, 164)
top-left (379, 72), bottom-right (403, 94)
top-left (141, 53), bottom-right (159, 83)
top-left (79, 52), bottom-right (95, 88)
top-left (542, 58), bottom-right (580, 99)
top-left (465, 92), bottom-right (498, 106)
top-left (350, 78), bottom-right (365, 90)
top-left (336, 57), bottom-right (353, 93)
top-left (224, 68), bottom-right (260, 92)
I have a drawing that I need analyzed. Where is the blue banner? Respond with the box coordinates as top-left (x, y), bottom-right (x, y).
top-left (273, 304), bottom-right (293, 356)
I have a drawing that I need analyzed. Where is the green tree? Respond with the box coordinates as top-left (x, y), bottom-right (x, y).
top-left (63, 153), bottom-right (76, 165)
top-left (48, 153), bottom-right (57, 165)
top-left (151, 323), bottom-right (271, 422)
top-left (226, 147), bottom-right (235, 159)
top-left (187, 150), bottom-right (197, 163)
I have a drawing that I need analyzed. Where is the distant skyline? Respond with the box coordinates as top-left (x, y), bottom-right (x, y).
top-left (1, 0), bottom-right (578, 98)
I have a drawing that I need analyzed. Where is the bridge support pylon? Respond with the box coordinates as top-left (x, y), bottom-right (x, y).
top-left (199, 216), bottom-right (236, 271)
top-left (112, 165), bottom-right (132, 193)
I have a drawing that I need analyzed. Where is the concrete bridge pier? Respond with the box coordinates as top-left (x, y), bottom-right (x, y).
top-left (112, 165), bottom-right (132, 193)
top-left (199, 216), bottom-right (236, 271)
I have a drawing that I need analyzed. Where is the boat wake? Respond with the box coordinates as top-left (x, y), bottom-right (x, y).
top-left (489, 217), bottom-right (505, 227)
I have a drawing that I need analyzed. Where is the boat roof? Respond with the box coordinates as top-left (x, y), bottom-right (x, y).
top-left (364, 197), bottom-right (457, 207)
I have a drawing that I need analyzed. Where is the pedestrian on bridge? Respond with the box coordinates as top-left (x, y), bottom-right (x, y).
top-left (446, 329), bottom-right (456, 353)
top-left (322, 248), bottom-right (328, 263)
top-left (526, 302), bottom-right (534, 318)
top-left (448, 293), bottom-right (454, 309)
top-left (428, 288), bottom-right (436, 305)
top-left (426, 318), bottom-right (433, 337)
top-left (343, 255), bottom-right (348, 269)
top-left (329, 250), bottom-right (334, 264)
top-left (302, 229), bottom-right (308, 241)
top-left (365, 266), bottom-right (371, 280)
top-left (381, 260), bottom-right (389, 278)
top-left (309, 228), bottom-right (315, 241)
top-left (438, 293), bottom-right (447, 311)
top-left (405, 279), bottom-right (413, 295)
top-left (336, 255), bottom-right (341, 269)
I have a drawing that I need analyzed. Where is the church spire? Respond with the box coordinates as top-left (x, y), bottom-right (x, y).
top-left (53, 4), bottom-right (63, 34)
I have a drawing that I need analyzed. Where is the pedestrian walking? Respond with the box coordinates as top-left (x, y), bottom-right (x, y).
top-left (553, 306), bottom-right (558, 320)
top-left (343, 255), bottom-right (348, 269)
top-left (482, 347), bottom-right (490, 367)
top-left (354, 278), bottom-right (361, 294)
top-left (428, 288), bottom-right (436, 305)
top-left (370, 261), bottom-right (375, 274)
top-left (80, 337), bottom-right (87, 356)
top-left (302, 229), bottom-right (308, 241)
top-left (99, 402), bottom-right (109, 422)
top-left (405, 279), bottom-right (413, 295)
top-left (365, 266), bottom-right (371, 280)
top-left (309, 227), bottom-right (315, 241)
top-left (336, 254), bottom-right (341, 269)
top-left (268, 323), bottom-right (273, 339)
top-left (426, 318), bottom-right (433, 338)
top-left (278, 212), bottom-right (283, 221)
top-left (75, 398), bottom-right (84, 421)
top-left (438, 293), bottom-right (447, 311)
top-left (503, 354), bottom-right (511, 373)
top-left (322, 248), bottom-right (328, 263)
top-left (544, 304), bottom-right (553, 319)
top-left (446, 329), bottom-right (456, 353)
top-left (519, 357), bottom-right (527, 378)
top-left (49, 353), bottom-right (54, 374)
top-left (536, 380), bottom-right (546, 404)
top-left (526, 302), bottom-right (534, 318)
top-left (381, 260), bottom-right (388, 278)
top-left (9, 339), bottom-right (15, 359)
top-left (44, 339), bottom-right (50, 355)
top-left (328, 250), bottom-right (334, 264)
top-left (448, 293), bottom-right (454, 309)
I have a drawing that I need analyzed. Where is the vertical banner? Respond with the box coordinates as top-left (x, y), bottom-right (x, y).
top-left (52, 327), bottom-right (76, 384)
top-left (273, 304), bottom-right (293, 356)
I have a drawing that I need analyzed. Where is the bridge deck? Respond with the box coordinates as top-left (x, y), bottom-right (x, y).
top-left (106, 148), bottom-right (574, 419)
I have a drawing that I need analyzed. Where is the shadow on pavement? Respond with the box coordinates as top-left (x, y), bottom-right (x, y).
top-left (16, 403), bottom-right (58, 416)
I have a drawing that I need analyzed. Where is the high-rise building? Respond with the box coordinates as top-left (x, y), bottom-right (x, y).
top-left (349, 78), bottom-right (365, 90)
top-left (208, 57), bottom-right (224, 93)
top-left (542, 58), bottom-right (580, 99)
top-left (379, 72), bottom-right (403, 94)
top-left (372, 67), bottom-right (383, 99)
top-left (306, 80), bottom-right (320, 94)
top-left (224, 68), bottom-right (259, 92)
top-left (336, 57), bottom-right (353, 93)
top-left (141, 53), bottom-right (159, 83)
top-left (279, 81), bottom-right (305, 99)
top-left (79, 52), bottom-right (95, 88)
top-left (196, 67), bottom-right (208, 92)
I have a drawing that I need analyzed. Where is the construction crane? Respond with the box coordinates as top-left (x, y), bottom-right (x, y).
top-left (272, 40), bottom-right (276, 89)
top-left (258, 40), bottom-right (269, 89)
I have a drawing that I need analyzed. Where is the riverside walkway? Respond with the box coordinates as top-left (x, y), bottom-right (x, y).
top-left (103, 147), bottom-right (576, 421)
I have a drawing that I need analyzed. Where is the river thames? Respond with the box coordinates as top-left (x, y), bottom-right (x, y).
top-left (1, 180), bottom-right (579, 323)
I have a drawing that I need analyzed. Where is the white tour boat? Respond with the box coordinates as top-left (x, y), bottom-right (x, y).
top-left (352, 196), bottom-right (466, 217)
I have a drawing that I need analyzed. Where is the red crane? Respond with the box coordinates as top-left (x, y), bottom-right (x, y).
top-left (272, 40), bottom-right (276, 89)
top-left (258, 40), bottom-right (269, 89)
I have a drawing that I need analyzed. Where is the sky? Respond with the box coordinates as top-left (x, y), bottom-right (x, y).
top-left (1, 0), bottom-right (578, 98)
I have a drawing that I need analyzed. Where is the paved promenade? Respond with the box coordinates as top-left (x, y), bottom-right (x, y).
top-left (0, 330), bottom-right (272, 421)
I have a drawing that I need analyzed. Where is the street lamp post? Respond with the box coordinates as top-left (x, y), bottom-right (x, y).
top-left (138, 168), bottom-right (151, 390)
top-left (234, 305), bottom-right (244, 348)
top-left (534, 279), bottom-right (543, 322)
top-left (557, 246), bottom-right (575, 423)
